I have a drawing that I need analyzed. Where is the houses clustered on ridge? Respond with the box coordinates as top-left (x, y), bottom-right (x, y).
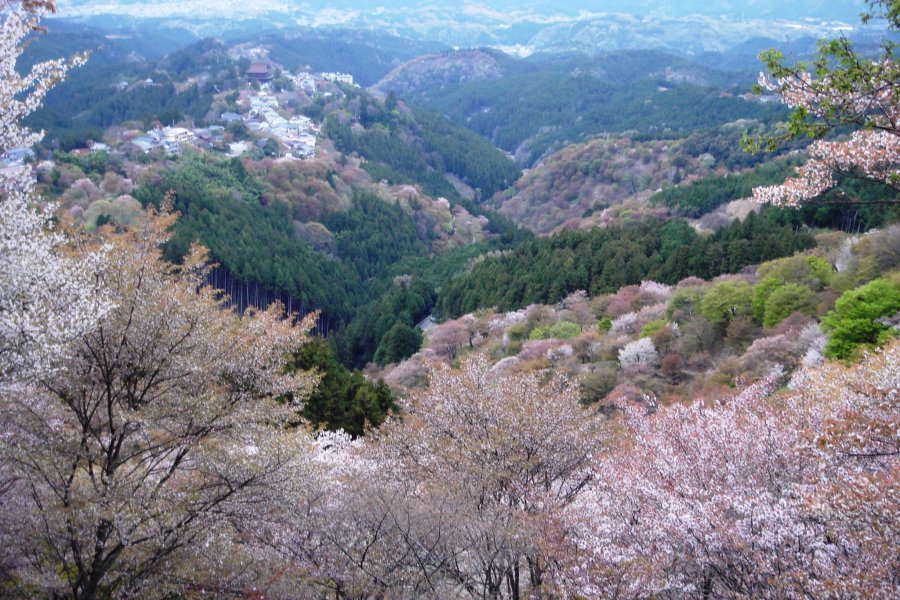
top-left (116, 59), bottom-right (349, 161)
top-left (0, 53), bottom-right (360, 169)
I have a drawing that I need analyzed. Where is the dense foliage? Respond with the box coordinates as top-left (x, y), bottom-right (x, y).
top-left (654, 159), bottom-right (900, 227)
top-left (412, 109), bottom-right (521, 200)
top-left (396, 222), bottom-right (899, 435)
top-left (651, 159), bottom-right (796, 217)
top-left (322, 192), bottom-right (429, 282)
top-left (336, 277), bottom-right (435, 368)
top-left (822, 277), bottom-right (900, 360)
top-left (669, 119), bottom-right (810, 170)
top-left (490, 134), bottom-right (706, 234)
top-left (437, 211), bottom-right (816, 317)
top-left (131, 155), bottom-right (505, 366)
top-left (286, 338), bottom-right (397, 436)
top-left (133, 155), bottom-right (359, 323)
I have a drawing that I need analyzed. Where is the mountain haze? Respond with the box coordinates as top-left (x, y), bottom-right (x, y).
top-left (54, 0), bottom-right (886, 55)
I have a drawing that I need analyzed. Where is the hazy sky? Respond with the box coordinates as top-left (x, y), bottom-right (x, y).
top-left (55, 0), bottom-right (871, 22)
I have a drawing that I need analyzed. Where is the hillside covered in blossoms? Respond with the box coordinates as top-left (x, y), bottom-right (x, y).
top-left (1, 1), bottom-right (898, 598)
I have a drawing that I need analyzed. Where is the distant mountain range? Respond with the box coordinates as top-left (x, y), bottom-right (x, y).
top-left (56, 1), bottom-right (871, 21)
top-left (54, 1), bottom-right (887, 56)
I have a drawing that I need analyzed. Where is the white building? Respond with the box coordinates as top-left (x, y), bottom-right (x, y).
top-left (321, 72), bottom-right (354, 86)
top-left (161, 127), bottom-right (194, 144)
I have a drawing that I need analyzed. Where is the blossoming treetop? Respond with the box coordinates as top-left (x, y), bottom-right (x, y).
top-left (749, 0), bottom-right (899, 206)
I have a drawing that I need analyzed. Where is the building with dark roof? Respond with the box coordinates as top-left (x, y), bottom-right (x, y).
top-left (246, 63), bottom-right (274, 82)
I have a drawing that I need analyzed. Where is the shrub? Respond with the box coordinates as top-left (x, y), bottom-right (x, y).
top-left (374, 322), bottom-right (423, 366)
top-left (506, 321), bottom-right (531, 342)
top-left (529, 321), bottom-right (581, 340)
top-left (821, 278), bottom-right (900, 360)
top-left (610, 312), bottom-right (639, 335)
top-left (640, 319), bottom-right (668, 338)
top-left (580, 366), bottom-right (619, 404)
top-left (763, 284), bottom-right (815, 328)
top-left (666, 286), bottom-right (705, 323)
top-left (660, 353), bottom-right (685, 379)
top-left (752, 276), bottom-right (782, 322)
top-left (700, 281), bottom-right (753, 329)
top-left (725, 316), bottom-right (761, 352)
top-left (757, 254), bottom-right (832, 290)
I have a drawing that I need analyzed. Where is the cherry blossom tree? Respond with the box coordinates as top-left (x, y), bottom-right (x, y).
top-left (575, 340), bottom-right (900, 598)
top-left (278, 356), bottom-right (609, 599)
top-left (0, 210), bottom-right (319, 599)
top-left (786, 341), bottom-right (900, 597)
top-left (578, 373), bottom-right (815, 597)
top-left (0, 1), bottom-right (107, 387)
top-left (617, 337), bottom-right (658, 368)
top-left (398, 356), bottom-right (606, 598)
top-left (750, 0), bottom-right (899, 206)
top-left (1, 4), bottom-right (113, 589)
top-left (423, 318), bottom-right (470, 359)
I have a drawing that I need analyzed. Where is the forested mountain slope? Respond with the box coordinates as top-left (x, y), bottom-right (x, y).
top-left (321, 87), bottom-right (522, 202)
top-left (378, 49), bottom-right (788, 166)
top-left (436, 210), bottom-right (816, 318)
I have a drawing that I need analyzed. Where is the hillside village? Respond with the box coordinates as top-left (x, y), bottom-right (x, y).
top-left (0, 55), bottom-right (360, 169)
